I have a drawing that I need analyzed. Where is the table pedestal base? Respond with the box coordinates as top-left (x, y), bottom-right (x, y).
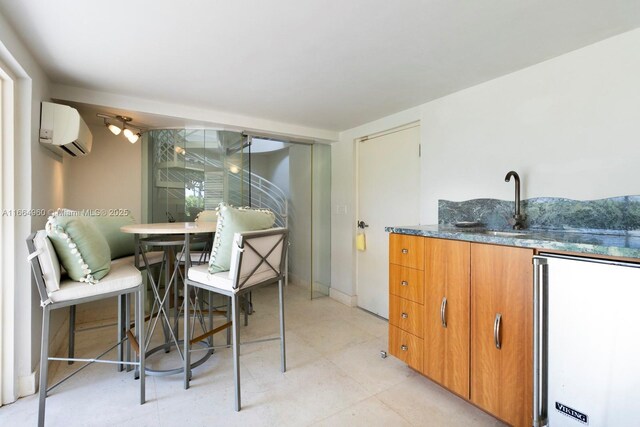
top-left (144, 340), bottom-right (213, 377)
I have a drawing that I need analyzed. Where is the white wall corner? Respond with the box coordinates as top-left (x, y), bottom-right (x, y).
top-left (42, 315), bottom-right (70, 390)
top-left (17, 371), bottom-right (36, 398)
top-left (329, 288), bottom-right (357, 307)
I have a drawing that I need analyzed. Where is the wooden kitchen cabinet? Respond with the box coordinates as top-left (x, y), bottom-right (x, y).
top-left (388, 234), bottom-right (534, 427)
top-left (388, 233), bottom-right (425, 372)
top-left (470, 243), bottom-right (533, 427)
top-left (423, 238), bottom-right (470, 398)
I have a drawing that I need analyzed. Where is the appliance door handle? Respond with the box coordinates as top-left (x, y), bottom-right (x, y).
top-left (440, 297), bottom-right (447, 328)
top-left (494, 313), bottom-right (502, 349)
top-left (533, 256), bottom-right (549, 427)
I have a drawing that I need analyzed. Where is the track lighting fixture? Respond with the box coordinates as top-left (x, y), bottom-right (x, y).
top-left (97, 113), bottom-right (145, 144)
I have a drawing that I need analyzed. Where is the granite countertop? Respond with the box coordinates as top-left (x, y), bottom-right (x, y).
top-left (384, 225), bottom-right (640, 260)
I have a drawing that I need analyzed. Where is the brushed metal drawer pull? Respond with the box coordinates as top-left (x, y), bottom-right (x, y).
top-left (401, 312), bottom-right (408, 319)
top-left (494, 313), bottom-right (502, 349)
top-left (401, 280), bottom-right (408, 286)
top-left (401, 345), bottom-right (408, 351)
top-left (440, 297), bottom-right (447, 328)
top-left (401, 248), bottom-right (408, 254)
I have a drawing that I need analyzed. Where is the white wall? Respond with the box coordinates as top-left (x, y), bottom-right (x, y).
top-left (332, 27), bottom-right (640, 299)
top-left (0, 9), bottom-right (54, 403)
top-left (420, 27), bottom-right (640, 222)
top-left (63, 123), bottom-right (142, 221)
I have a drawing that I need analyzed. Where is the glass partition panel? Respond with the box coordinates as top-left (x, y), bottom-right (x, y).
top-left (148, 129), bottom-right (247, 222)
top-left (146, 129), bottom-right (330, 298)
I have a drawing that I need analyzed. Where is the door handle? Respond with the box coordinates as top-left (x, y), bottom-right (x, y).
top-left (401, 312), bottom-right (408, 319)
top-left (440, 297), bottom-right (447, 328)
top-left (357, 220), bottom-right (369, 229)
top-left (494, 313), bottom-right (502, 349)
top-left (401, 280), bottom-right (408, 286)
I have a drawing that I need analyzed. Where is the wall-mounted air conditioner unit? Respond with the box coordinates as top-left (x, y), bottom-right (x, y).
top-left (39, 102), bottom-right (93, 157)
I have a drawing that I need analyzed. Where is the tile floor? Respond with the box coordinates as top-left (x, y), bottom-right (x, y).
top-left (0, 284), bottom-right (505, 426)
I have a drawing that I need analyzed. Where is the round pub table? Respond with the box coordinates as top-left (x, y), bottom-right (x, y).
top-left (121, 222), bottom-right (217, 378)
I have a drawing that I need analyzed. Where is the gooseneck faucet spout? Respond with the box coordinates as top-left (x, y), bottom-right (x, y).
top-left (505, 171), bottom-right (524, 230)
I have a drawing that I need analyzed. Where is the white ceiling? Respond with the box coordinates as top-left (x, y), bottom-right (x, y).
top-left (1, 0), bottom-right (639, 131)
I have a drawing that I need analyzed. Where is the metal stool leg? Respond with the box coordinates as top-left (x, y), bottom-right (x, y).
top-left (243, 295), bottom-right (249, 326)
top-left (117, 296), bottom-right (125, 371)
top-left (184, 278), bottom-right (191, 389)
top-left (138, 285), bottom-right (146, 403)
top-left (68, 305), bottom-right (75, 365)
top-left (232, 294), bottom-right (241, 411)
top-left (226, 297), bottom-right (232, 345)
top-left (38, 306), bottom-right (51, 427)
top-left (279, 279), bottom-right (286, 372)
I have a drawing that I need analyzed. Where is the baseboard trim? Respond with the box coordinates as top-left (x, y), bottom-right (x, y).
top-left (329, 288), bottom-right (357, 307)
top-left (18, 371), bottom-right (36, 397)
top-left (287, 274), bottom-right (330, 296)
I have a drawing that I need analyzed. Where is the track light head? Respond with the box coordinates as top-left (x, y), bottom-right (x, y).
top-left (107, 123), bottom-right (122, 135)
top-left (127, 132), bottom-right (140, 144)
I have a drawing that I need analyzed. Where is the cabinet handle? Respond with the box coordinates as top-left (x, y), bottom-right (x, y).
top-left (401, 312), bottom-right (408, 319)
top-left (401, 280), bottom-right (408, 287)
top-left (440, 297), bottom-right (447, 328)
top-left (401, 248), bottom-right (408, 254)
top-left (494, 313), bottom-right (502, 349)
top-left (401, 344), bottom-right (408, 351)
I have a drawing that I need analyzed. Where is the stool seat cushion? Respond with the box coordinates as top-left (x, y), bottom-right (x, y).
top-left (188, 264), bottom-right (235, 292)
top-left (49, 262), bottom-right (141, 303)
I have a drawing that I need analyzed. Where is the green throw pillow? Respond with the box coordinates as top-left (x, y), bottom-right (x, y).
top-left (55, 209), bottom-right (136, 260)
top-left (208, 203), bottom-right (275, 273)
top-left (46, 213), bottom-right (111, 283)
top-left (86, 215), bottom-right (136, 260)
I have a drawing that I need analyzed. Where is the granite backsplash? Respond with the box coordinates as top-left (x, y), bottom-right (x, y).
top-left (438, 196), bottom-right (640, 235)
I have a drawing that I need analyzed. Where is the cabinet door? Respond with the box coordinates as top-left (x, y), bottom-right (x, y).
top-left (424, 238), bottom-right (470, 398)
top-left (470, 243), bottom-right (533, 427)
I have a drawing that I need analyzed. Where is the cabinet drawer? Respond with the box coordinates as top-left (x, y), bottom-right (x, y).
top-left (389, 264), bottom-right (424, 304)
top-left (389, 325), bottom-right (423, 372)
top-left (389, 295), bottom-right (424, 338)
top-left (389, 234), bottom-right (424, 270)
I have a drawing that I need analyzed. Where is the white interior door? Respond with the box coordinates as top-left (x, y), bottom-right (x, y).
top-left (357, 125), bottom-right (420, 318)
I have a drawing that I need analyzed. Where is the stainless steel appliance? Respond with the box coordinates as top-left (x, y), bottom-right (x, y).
top-left (533, 253), bottom-right (640, 426)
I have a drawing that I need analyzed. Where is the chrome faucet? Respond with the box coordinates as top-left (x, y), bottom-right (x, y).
top-left (504, 171), bottom-right (525, 230)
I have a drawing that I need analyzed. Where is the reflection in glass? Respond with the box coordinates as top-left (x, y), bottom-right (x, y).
top-left (146, 130), bottom-right (330, 298)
